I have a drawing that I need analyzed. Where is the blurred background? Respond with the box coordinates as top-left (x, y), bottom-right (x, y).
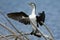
top-left (0, 0), bottom-right (60, 40)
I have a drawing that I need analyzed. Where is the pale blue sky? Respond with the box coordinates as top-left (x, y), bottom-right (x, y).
top-left (0, 0), bottom-right (60, 40)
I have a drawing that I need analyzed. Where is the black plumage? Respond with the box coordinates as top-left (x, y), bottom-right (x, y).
top-left (7, 11), bottom-right (45, 26)
top-left (7, 12), bottom-right (30, 25)
top-left (37, 11), bottom-right (45, 26)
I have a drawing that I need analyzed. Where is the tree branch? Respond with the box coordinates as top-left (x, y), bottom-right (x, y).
top-left (0, 11), bottom-right (29, 40)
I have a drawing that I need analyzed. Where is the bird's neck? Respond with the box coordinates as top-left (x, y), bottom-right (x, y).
top-left (31, 7), bottom-right (36, 15)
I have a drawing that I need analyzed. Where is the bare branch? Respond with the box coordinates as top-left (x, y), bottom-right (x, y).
top-left (0, 23), bottom-right (17, 35)
top-left (0, 35), bottom-right (8, 40)
top-left (41, 21), bottom-right (54, 40)
top-left (0, 11), bottom-right (29, 40)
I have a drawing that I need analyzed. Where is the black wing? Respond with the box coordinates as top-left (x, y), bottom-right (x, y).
top-left (7, 11), bottom-right (30, 25)
top-left (37, 11), bottom-right (45, 26)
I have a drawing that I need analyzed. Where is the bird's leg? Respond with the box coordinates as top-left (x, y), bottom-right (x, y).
top-left (30, 30), bottom-right (35, 35)
top-left (30, 29), bottom-right (41, 37)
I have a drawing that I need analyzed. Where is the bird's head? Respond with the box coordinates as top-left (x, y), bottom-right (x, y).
top-left (28, 2), bottom-right (36, 8)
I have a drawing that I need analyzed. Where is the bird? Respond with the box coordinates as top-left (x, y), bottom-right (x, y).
top-left (7, 2), bottom-right (45, 37)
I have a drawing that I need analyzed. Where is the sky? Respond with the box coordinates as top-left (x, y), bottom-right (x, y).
top-left (0, 0), bottom-right (60, 40)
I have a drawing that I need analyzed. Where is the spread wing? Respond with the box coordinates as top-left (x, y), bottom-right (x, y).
top-left (37, 11), bottom-right (45, 26)
top-left (7, 11), bottom-right (30, 25)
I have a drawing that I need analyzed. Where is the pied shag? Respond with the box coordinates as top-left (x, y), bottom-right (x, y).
top-left (7, 2), bottom-right (45, 37)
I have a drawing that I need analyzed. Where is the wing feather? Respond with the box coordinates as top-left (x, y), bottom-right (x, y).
top-left (7, 11), bottom-right (30, 25)
top-left (37, 11), bottom-right (45, 26)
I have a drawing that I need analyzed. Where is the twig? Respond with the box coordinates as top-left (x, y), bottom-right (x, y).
top-left (0, 11), bottom-right (22, 33)
top-left (0, 11), bottom-right (29, 40)
top-left (5, 34), bottom-right (14, 37)
top-left (0, 35), bottom-right (8, 40)
top-left (0, 23), bottom-right (28, 40)
top-left (41, 21), bottom-right (54, 40)
top-left (0, 23), bottom-right (17, 35)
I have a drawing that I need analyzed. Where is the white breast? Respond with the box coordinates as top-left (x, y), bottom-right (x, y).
top-left (29, 14), bottom-right (37, 31)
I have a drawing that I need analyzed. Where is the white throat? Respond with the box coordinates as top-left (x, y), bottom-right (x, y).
top-left (31, 7), bottom-right (35, 15)
top-left (29, 7), bottom-right (36, 18)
